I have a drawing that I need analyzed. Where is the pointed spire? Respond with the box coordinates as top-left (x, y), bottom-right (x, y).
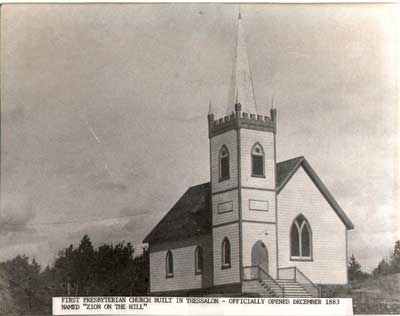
top-left (227, 10), bottom-right (257, 114)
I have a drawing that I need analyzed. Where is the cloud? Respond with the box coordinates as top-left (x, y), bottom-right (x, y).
top-left (60, 206), bottom-right (155, 254)
top-left (349, 229), bottom-right (399, 272)
top-left (0, 193), bottom-right (35, 234)
top-left (64, 218), bottom-right (150, 253)
top-left (123, 218), bottom-right (147, 232)
top-left (119, 207), bottom-right (154, 232)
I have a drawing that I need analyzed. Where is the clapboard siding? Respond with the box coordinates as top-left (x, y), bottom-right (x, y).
top-left (210, 130), bottom-right (238, 192)
top-left (212, 189), bottom-right (239, 225)
top-left (241, 189), bottom-right (276, 222)
top-left (149, 235), bottom-right (212, 293)
top-left (278, 167), bottom-right (347, 284)
top-left (242, 222), bottom-right (277, 278)
top-left (213, 223), bottom-right (240, 285)
top-left (240, 129), bottom-right (275, 189)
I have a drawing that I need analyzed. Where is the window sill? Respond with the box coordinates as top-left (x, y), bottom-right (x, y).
top-left (195, 270), bottom-right (203, 275)
top-left (290, 256), bottom-right (313, 262)
top-left (251, 174), bottom-right (265, 178)
top-left (219, 177), bottom-right (230, 182)
top-left (218, 209), bottom-right (233, 214)
top-left (221, 264), bottom-right (231, 270)
top-left (165, 274), bottom-right (174, 278)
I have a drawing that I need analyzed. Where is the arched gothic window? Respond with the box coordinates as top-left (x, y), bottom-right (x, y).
top-left (195, 246), bottom-right (203, 274)
top-left (165, 250), bottom-right (174, 277)
top-left (221, 237), bottom-right (231, 269)
top-left (290, 215), bottom-right (312, 259)
top-left (219, 146), bottom-right (230, 181)
top-left (251, 143), bottom-right (264, 177)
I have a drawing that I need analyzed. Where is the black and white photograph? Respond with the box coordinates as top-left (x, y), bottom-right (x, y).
top-left (0, 3), bottom-right (399, 315)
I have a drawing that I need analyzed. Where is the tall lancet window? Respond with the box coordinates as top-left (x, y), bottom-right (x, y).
top-left (165, 250), bottom-right (174, 278)
top-left (251, 143), bottom-right (264, 177)
top-left (290, 215), bottom-right (312, 260)
top-left (195, 246), bottom-right (203, 274)
top-left (221, 237), bottom-right (231, 269)
top-left (219, 146), bottom-right (230, 181)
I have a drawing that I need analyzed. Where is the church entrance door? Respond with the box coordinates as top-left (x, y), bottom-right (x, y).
top-left (251, 240), bottom-right (269, 277)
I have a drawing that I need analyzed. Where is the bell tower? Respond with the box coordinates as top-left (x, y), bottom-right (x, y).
top-left (208, 12), bottom-right (278, 291)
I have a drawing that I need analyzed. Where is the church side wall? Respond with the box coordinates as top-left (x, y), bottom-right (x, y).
top-left (149, 235), bottom-right (212, 293)
top-left (278, 167), bottom-right (348, 284)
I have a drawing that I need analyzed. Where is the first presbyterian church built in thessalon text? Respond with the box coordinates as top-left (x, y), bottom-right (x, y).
top-left (143, 13), bottom-right (354, 298)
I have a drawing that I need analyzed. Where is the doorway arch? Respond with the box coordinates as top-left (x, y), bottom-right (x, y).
top-left (251, 240), bottom-right (269, 273)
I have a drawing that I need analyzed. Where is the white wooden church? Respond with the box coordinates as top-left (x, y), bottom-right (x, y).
top-left (143, 13), bottom-right (354, 297)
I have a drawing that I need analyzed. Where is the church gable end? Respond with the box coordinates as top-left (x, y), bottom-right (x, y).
top-left (277, 157), bottom-right (354, 230)
top-left (277, 164), bottom-right (350, 284)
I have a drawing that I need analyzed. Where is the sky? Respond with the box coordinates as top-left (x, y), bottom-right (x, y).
top-left (1, 3), bottom-right (399, 272)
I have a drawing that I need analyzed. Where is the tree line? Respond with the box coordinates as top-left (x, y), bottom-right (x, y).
top-left (1, 235), bottom-right (399, 314)
top-left (0, 235), bottom-right (149, 315)
top-left (348, 240), bottom-right (400, 281)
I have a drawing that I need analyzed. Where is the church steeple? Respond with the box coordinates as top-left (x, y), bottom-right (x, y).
top-left (208, 9), bottom-right (276, 139)
top-left (228, 10), bottom-right (257, 114)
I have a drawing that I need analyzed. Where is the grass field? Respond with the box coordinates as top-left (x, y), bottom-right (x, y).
top-left (3, 273), bottom-right (400, 315)
top-left (321, 273), bottom-right (400, 314)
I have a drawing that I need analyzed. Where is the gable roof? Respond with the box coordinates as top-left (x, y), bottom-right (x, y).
top-left (143, 182), bottom-right (211, 243)
top-left (143, 157), bottom-right (353, 244)
top-left (277, 156), bottom-right (354, 230)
